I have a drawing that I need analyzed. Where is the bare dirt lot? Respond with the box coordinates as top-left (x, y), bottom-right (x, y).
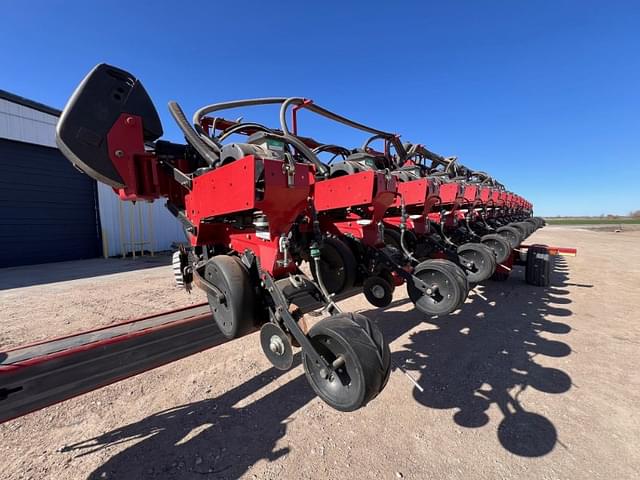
top-left (1, 226), bottom-right (639, 480)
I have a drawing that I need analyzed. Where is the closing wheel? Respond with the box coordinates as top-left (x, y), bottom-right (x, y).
top-left (204, 255), bottom-right (256, 339)
top-left (309, 237), bottom-right (357, 294)
top-left (260, 322), bottom-right (294, 370)
top-left (303, 313), bottom-right (391, 412)
top-left (363, 276), bottom-right (393, 308)
top-left (496, 225), bottom-right (522, 249)
top-left (407, 260), bottom-right (464, 316)
top-left (481, 233), bottom-right (512, 264)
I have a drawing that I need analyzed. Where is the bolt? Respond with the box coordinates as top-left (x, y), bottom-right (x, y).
top-left (269, 335), bottom-right (285, 356)
top-left (114, 150), bottom-right (124, 158)
top-left (125, 116), bottom-right (135, 126)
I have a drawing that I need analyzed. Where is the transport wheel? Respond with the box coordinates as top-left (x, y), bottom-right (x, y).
top-left (310, 237), bottom-right (357, 294)
top-left (457, 243), bottom-right (497, 283)
top-left (363, 276), bottom-right (393, 308)
top-left (496, 226), bottom-right (522, 249)
top-left (303, 313), bottom-right (391, 411)
top-left (525, 244), bottom-right (551, 287)
top-left (172, 251), bottom-right (184, 287)
top-left (407, 260), bottom-right (464, 316)
top-left (205, 255), bottom-right (256, 339)
top-left (480, 234), bottom-right (511, 264)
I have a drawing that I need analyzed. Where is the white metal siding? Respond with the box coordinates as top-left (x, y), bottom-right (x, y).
top-left (97, 183), bottom-right (187, 257)
top-left (0, 98), bottom-right (58, 147)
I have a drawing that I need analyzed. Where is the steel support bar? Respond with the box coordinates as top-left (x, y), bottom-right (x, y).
top-left (0, 303), bottom-right (231, 424)
top-left (519, 244), bottom-right (578, 256)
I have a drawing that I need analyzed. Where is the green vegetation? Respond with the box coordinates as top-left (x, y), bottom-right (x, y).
top-left (545, 217), bottom-right (640, 225)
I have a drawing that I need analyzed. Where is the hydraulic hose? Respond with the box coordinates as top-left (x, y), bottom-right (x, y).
top-left (216, 122), bottom-right (273, 142)
top-left (193, 98), bottom-right (289, 129)
top-left (311, 245), bottom-right (342, 314)
top-left (192, 97), bottom-right (329, 177)
top-left (168, 101), bottom-right (219, 167)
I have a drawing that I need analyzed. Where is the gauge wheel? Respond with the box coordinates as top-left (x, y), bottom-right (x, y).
top-left (407, 259), bottom-right (464, 316)
top-left (309, 237), bottom-right (357, 294)
top-left (457, 243), bottom-right (497, 283)
top-left (481, 233), bottom-right (512, 264)
top-left (204, 255), bottom-right (256, 339)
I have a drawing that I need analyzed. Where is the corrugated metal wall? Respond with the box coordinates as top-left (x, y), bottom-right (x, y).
top-left (0, 138), bottom-right (101, 267)
top-left (96, 183), bottom-right (187, 257)
top-left (0, 98), bottom-right (58, 147)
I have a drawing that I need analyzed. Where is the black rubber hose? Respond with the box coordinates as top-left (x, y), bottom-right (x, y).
top-left (168, 101), bottom-right (219, 167)
top-left (194, 123), bottom-right (223, 154)
top-left (193, 98), bottom-right (289, 129)
top-left (217, 122), bottom-right (273, 142)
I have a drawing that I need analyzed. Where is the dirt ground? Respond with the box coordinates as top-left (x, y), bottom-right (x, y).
top-left (1, 226), bottom-right (639, 480)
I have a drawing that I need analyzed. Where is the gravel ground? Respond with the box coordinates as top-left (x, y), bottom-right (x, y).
top-left (1, 227), bottom-right (639, 480)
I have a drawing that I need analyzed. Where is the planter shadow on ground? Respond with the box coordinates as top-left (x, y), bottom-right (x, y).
top-left (368, 257), bottom-right (573, 457)
top-left (61, 259), bottom-right (573, 479)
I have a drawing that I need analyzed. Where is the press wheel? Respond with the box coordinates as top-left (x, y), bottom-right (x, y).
top-left (302, 313), bottom-right (391, 412)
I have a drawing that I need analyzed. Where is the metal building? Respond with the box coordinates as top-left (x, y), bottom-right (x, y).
top-left (0, 90), bottom-right (185, 268)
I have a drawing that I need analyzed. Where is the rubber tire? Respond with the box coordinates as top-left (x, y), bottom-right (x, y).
top-left (407, 259), bottom-right (464, 316)
top-left (302, 313), bottom-right (391, 412)
top-left (309, 237), bottom-right (357, 294)
top-left (363, 276), bottom-right (394, 308)
top-left (522, 221), bottom-right (535, 236)
top-left (511, 222), bottom-right (531, 239)
top-left (456, 243), bottom-right (497, 283)
top-left (480, 233), bottom-right (512, 264)
top-left (384, 228), bottom-right (418, 255)
top-left (525, 244), bottom-right (552, 287)
top-left (205, 255), bottom-right (256, 339)
top-left (172, 251), bottom-right (184, 287)
top-left (496, 225), bottom-right (522, 249)
top-left (383, 228), bottom-right (402, 249)
top-left (426, 258), bottom-right (470, 306)
top-left (524, 218), bottom-right (539, 230)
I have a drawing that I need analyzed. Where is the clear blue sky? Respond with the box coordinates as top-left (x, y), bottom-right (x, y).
top-left (1, 1), bottom-right (638, 216)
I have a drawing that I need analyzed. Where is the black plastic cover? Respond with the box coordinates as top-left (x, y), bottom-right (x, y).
top-left (55, 63), bottom-right (163, 188)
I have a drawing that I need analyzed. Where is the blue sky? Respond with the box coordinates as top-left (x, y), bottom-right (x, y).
top-left (1, 1), bottom-right (638, 216)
